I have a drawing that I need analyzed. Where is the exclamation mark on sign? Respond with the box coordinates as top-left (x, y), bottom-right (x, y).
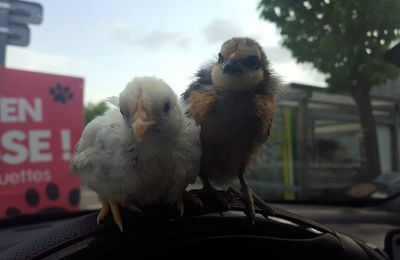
top-left (61, 129), bottom-right (71, 161)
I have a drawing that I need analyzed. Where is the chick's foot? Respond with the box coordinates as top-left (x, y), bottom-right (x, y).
top-left (183, 190), bottom-right (203, 208)
top-left (109, 201), bottom-right (123, 232)
top-left (200, 179), bottom-right (230, 209)
top-left (97, 199), bottom-right (111, 224)
top-left (227, 186), bottom-right (275, 225)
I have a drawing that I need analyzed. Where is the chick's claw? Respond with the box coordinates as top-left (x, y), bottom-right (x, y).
top-left (251, 190), bottom-right (275, 216)
top-left (97, 200), bottom-right (111, 224)
top-left (96, 199), bottom-right (124, 232)
top-left (227, 186), bottom-right (256, 224)
top-left (202, 184), bottom-right (230, 209)
top-left (242, 186), bottom-right (256, 225)
top-left (183, 190), bottom-right (203, 207)
top-left (126, 203), bottom-right (143, 214)
top-left (176, 195), bottom-right (185, 217)
top-left (227, 186), bottom-right (275, 225)
top-left (109, 201), bottom-right (123, 232)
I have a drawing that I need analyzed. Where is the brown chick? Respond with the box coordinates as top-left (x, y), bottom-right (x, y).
top-left (182, 37), bottom-right (279, 224)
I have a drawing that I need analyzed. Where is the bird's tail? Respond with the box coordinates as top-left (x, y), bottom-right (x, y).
top-left (69, 142), bottom-right (80, 174)
top-left (105, 96), bottom-right (120, 108)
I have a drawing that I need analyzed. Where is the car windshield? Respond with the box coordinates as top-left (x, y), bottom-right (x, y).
top-left (0, 0), bottom-right (399, 220)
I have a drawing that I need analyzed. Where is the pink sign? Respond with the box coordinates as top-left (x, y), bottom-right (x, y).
top-left (0, 68), bottom-right (84, 218)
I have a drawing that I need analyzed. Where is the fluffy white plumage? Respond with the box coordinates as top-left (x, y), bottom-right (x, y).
top-left (70, 77), bottom-right (201, 231)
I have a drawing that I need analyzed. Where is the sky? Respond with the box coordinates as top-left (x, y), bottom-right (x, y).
top-left (6, 0), bottom-right (326, 104)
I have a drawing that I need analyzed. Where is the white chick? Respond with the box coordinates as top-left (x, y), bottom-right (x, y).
top-left (70, 77), bottom-right (201, 232)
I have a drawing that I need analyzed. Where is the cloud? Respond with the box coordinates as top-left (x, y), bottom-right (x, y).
top-left (6, 47), bottom-right (90, 76)
top-left (262, 46), bottom-right (325, 84)
top-left (204, 19), bottom-right (243, 43)
top-left (271, 60), bottom-right (327, 87)
top-left (138, 30), bottom-right (191, 49)
top-left (264, 46), bottom-right (293, 63)
top-left (98, 20), bottom-right (191, 49)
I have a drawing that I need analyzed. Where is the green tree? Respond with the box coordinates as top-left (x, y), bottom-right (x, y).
top-left (258, 0), bottom-right (400, 179)
top-left (84, 101), bottom-right (108, 125)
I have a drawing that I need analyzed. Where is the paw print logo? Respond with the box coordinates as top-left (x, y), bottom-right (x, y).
top-left (50, 83), bottom-right (74, 104)
top-left (5, 183), bottom-right (80, 218)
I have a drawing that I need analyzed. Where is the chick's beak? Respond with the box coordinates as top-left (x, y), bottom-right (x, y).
top-left (131, 99), bottom-right (156, 139)
top-left (222, 58), bottom-right (244, 75)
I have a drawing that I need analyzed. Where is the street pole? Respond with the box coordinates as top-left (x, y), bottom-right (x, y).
top-left (0, 4), bottom-right (9, 67)
top-left (0, 0), bottom-right (43, 67)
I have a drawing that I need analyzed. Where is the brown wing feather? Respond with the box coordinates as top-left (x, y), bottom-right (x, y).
top-left (188, 90), bottom-right (216, 125)
top-left (254, 94), bottom-right (277, 142)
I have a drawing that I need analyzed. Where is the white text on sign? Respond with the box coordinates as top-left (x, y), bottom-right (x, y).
top-left (0, 97), bottom-right (43, 123)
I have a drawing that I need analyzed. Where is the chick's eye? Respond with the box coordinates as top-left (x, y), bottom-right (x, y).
top-left (120, 108), bottom-right (125, 117)
top-left (218, 53), bottom-right (224, 64)
top-left (163, 101), bottom-right (170, 113)
top-left (242, 55), bottom-right (260, 69)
